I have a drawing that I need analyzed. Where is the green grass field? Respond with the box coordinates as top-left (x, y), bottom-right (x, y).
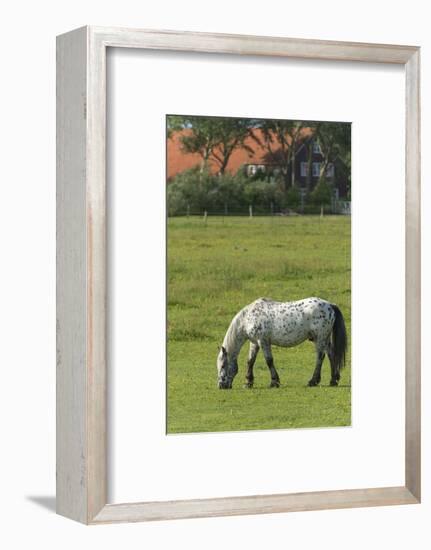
top-left (167, 215), bottom-right (351, 434)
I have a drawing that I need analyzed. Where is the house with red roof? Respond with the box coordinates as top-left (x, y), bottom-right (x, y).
top-left (167, 128), bottom-right (350, 199)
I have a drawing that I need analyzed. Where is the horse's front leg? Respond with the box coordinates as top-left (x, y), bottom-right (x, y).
top-left (244, 342), bottom-right (259, 388)
top-left (308, 344), bottom-right (325, 386)
top-left (260, 341), bottom-right (280, 388)
top-left (226, 359), bottom-right (238, 388)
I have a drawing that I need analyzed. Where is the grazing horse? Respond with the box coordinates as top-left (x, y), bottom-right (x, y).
top-left (216, 297), bottom-right (347, 389)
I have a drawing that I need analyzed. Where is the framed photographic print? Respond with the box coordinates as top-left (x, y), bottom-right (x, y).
top-left (166, 113), bottom-right (352, 434)
top-left (56, 27), bottom-right (420, 524)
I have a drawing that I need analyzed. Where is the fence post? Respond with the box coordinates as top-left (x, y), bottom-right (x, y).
top-left (186, 204), bottom-right (190, 218)
top-left (249, 205), bottom-right (253, 218)
top-left (203, 210), bottom-right (208, 225)
top-left (320, 205), bottom-right (324, 218)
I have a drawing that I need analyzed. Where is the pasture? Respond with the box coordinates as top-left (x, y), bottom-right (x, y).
top-left (167, 215), bottom-right (351, 434)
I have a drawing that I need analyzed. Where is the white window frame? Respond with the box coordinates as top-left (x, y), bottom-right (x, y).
top-left (247, 165), bottom-right (257, 176)
top-left (312, 141), bottom-right (321, 154)
top-left (326, 163), bottom-right (335, 177)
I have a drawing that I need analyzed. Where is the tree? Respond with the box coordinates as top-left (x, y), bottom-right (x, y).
top-left (167, 115), bottom-right (254, 174)
top-left (304, 139), bottom-right (314, 193)
top-left (250, 119), bottom-right (306, 190)
top-left (315, 122), bottom-right (351, 185)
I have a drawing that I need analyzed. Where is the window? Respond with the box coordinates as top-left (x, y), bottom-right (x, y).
top-left (247, 164), bottom-right (266, 176)
top-left (312, 141), bottom-right (321, 154)
top-left (312, 162), bottom-right (321, 177)
top-left (326, 163), bottom-right (335, 178)
top-left (300, 162), bottom-right (308, 177)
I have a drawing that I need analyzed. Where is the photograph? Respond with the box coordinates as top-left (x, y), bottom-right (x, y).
top-left (166, 114), bottom-right (351, 434)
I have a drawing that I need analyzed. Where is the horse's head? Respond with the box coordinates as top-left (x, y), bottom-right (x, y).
top-left (217, 346), bottom-right (231, 389)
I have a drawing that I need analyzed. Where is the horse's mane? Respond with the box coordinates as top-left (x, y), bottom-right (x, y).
top-left (223, 310), bottom-right (245, 355)
top-left (223, 299), bottom-right (270, 355)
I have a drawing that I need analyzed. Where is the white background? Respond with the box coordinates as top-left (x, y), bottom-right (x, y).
top-left (109, 49), bottom-right (405, 503)
top-left (1, 1), bottom-right (430, 549)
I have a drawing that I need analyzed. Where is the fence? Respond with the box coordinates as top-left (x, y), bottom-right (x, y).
top-left (168, 202), bottom-right (351, 218)
top-left (333, 200), bottom-right (351, 215)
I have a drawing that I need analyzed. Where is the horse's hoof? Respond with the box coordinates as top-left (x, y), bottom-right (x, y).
top-left (330, 380), bottom-right (338, 387)
top-left (308, 379), bottom-right (318, 387)
top-left (269, 381), bottom-right (280, 388)
top-left (243, 383), bottom-right (254, 389)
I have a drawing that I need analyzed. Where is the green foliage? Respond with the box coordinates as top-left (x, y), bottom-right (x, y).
top-left (167, 170), bottom-right (345, 216)
top-left (167, 216), bottom-right (351, 434)
top-left (251, 120), bottom-right (306, 161)
top-left (167, 115), bottom-right (254, 174)
top-left (243, 181), bottom-right (281, 210)
top-left (215, 171), bottom-right (247, 211)
top-left (167, 167), bottom-right (211, 213)
top-left (286, 186), bottom-right (301, 209)
top-left (315, 122), bottom-right (351, 185)
top-left (309, 181), bottom-right (332, 206)
top-left (167, 168), bottom-right (288, 215)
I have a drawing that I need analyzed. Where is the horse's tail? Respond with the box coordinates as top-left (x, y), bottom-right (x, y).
top-left (331, 304), bottom-right (347, 372)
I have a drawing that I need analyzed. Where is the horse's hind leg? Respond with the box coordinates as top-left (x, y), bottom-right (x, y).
top-left (308, 343), bottom-right (325, 387)
top-left (327, 341), bottom-right (339, 386)
top-left (244, 342), bottom-right (259, 388)
top-left (260, 341), bottom-right (280, 388)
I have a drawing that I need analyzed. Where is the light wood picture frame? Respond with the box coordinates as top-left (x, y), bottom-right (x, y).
top-left (56, 26), bottom-right (421, 524)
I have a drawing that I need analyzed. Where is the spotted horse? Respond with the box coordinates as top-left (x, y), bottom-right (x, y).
top-left (216, 297), bottom-right (347, 389)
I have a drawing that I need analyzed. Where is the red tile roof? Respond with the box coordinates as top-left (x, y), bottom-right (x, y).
top-left (167, 127), bottom-right (313, 180)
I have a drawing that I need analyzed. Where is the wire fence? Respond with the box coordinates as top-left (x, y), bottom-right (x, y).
top-left (168, 201), bottom-right (351, 220)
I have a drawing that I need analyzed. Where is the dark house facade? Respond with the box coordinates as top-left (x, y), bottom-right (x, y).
top-left (243, 137), bottom-right (350, 200)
